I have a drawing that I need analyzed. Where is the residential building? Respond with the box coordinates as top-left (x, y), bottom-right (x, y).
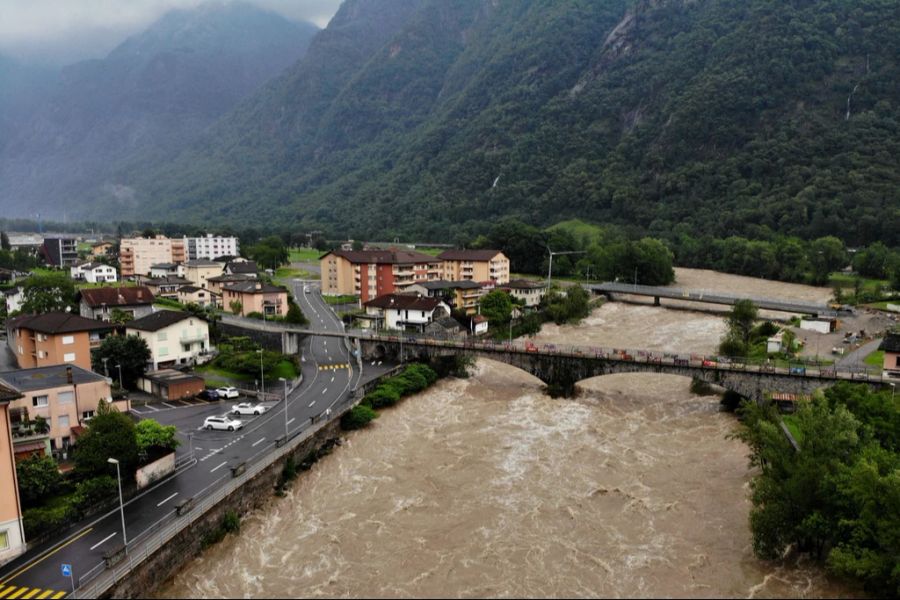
top-left (183, 234), bottom-right (239, 261)
top-left (149, 263), bottom-right (184, 278)
top-left (70, 261), bottom-right (118, 284)
top-left (222, 282), bottom-right (289, 317)
top-left (142, 276), bottom-right (193, 299)
top-left (0, 382), bottom-right (25, 566)
top-left (499, 279), bottom-right (548, 308)
top-left (0, 268), bottom-right (26, 285)
top-left (224, 259), bottom-right (258, 277)
top-left (90, 241), bottom-right (114, 257)
top-left (0, 365), bottom-right (118, 458)
top-left (183, 260), bottom-right (224, 289)
top-left (79, 286), bottom-right (155, 321)
top-left (3, 288), bottom-right (23, 315)
top-left (438, 249), bottom-right (510, 285)
top-left (207, 273), bottom-right (256, 296)
top-left (41, 237), bottom-right (78, 267)
top-left (119, 235), bottom-right (186, 277)
top-left (7, 233), bottom-right (43, 253)
top-left (126, 311), bottom-right (212, 370)
top-left (406, 280), bottom-right (485, 315)
top-left (6, 313), bottom-right (113, 370)
top-left (177, 286), bottom-right (217, 308)
top-left (320, 249), bottom-right (442, 302)
top-left (138, 369), bottom-right (206, 401)
top-left (882, 332), bottom-right (900, 376)
top-left (362, 294), bottom-right (451, 332)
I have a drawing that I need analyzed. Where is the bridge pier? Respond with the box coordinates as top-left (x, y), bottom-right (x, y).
top-left (653, 296), bottom-right (660, 306)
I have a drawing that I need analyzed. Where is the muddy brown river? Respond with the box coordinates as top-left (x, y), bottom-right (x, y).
top-left (157, 270), bottom-right (857, 598)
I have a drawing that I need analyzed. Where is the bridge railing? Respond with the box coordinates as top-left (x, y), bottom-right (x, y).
top-left (358, 331), bottom-right (890, 384)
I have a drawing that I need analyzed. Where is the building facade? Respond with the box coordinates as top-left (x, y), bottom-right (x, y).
top-left (79, 286), bottom-right (155, 321)
top-left (438, 249), bottom-right (510, 285)
top-left (41, 237), bottom-right (79, 267)
top-left (126, 311), bottom-right (212, 370)
top-left (70, 262), bottom-right (118, 284)
top-left (6, 313), bottom-right (113, 370)
top-left (183, 260), bottom-right (225, 289)
top-left (406, 280), bottom-right (485, 315)
top-left (177, 286), bottom-right (217, 308)
top-left (183, 234), bottom-right (239, 261)
top-left (222, 282), bottom-right (289, 317)
top-left (499, 279), bottom-right (548, 308)
top-left (120, 235), bottom-right (186, 277)
top-left (882, 333), bottom-right (900, 376)
top-left (0, 383), bottom-right (25, 566)
top-left (362, 294), bottom-right (451, 332)
top-left (320, 249), bottom-right (442, 302)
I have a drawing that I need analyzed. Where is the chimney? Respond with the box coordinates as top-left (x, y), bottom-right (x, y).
top-left (66, 366), bottom-right (73, 384)
top-left (137, 290), bottom-right (143, 300)
top-left (256, 283), bottom-right (262, 291)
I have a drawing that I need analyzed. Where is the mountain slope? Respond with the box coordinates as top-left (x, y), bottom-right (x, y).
top-left (0, 2), bottom-right (318, 218)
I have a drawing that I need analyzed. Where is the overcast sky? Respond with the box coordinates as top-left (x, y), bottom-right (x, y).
top-left (0, 0), bottom-right (343, 65)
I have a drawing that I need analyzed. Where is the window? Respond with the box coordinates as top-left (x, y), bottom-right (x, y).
top-left (63, 353), bottom-right (76, 363)
top-left (32, 395), bottom-right (48, 408)
top-left (159, 346), bottom-right (169, 356)
top-left (82, 410), bottom-right (95, 420)
top-left (58, 415), bottom-right (70, 429)
top-left (157, 331), bottom-right (168, 342)
top-left (58, 391), bottom-right (74, 405)
top-left (0, 530), bottom-right (8, 550)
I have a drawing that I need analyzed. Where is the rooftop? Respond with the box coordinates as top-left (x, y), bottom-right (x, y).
top-left (223, 281), bottom-right (286, 294)
top-left (184, 260), bottom-right (223, 268)
top-left (225, 261), bottom-right (258, 274)
top-left (74, 261), bottom-right (112, 271)
top-left (417, 280), bottom-right (483, 291)
top-left (143, 276), bottom-right (193, 287)
top-left (502, 279), bottom-right (548, 290)
top-left (150, 263), bottom-right (179, 270)
top-left (141, 369), bottom-right (205, 385)
top-left (365, 294), bottom-right (444, 311)
top-left (323, 249), bottom-right (441, 265)
top-left (80, 286), bottom-right (154, 307)
top-left (437, 249), bottom-right (504, 261)
top-left (208, 273), bottom-right (256, 283)
top-left (126, 310), bottom-right (196, 332)
top-left (881, 332), bottom-right (900, 353)
top-left (0, 364), bottom-right (107, 392)
top-left (7, 312), bottom-right (113, 335)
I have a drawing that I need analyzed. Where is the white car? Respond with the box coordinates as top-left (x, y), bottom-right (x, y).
top-left (203, 415), bottom-right (243, 432)
top-left (304, 286), bottom-right (310, 293)
top-left (215, 387), bottom-right (240, 399)
top-left (231, 402), bottom-right (269, 416)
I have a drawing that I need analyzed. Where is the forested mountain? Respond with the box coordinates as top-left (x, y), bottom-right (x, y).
top-left (10, 0), bottom-right (900, 248)
top-left (0, 2), bottom-right (319, 219)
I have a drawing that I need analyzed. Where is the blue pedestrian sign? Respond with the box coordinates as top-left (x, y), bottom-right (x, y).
top-left (61, 564), bottom-right (72, 578)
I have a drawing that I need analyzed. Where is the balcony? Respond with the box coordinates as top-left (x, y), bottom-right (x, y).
top-left (180, 331), bottom-right (208, 343)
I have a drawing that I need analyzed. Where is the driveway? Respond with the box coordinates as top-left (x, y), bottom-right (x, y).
top-left (836, 338), bottom-right (883, 369)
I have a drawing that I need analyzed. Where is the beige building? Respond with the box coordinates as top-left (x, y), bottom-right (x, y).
top-left (207, 273), bottom-right (256, 297)
top-left (320, 249), bottom-right (442, 302)
top-left (222, 282), bottom-right (289, 317)
top-left (0, 383), bottom-right (25, 566)
top-left (120, 235), bottom-right (186, 277)
top-left (499, 279), bottom-right (548, 308)
top-left (6, 313), bottom-right (114, 371)
top-left (406, 280), bottom-right (486, 315)
top-left (126, 311), bottom-right (212, 370)
top-left (438, 249), bottom-right (510, 285)
top-left (183, 260), bottom-right (224, 289)
top-left (0, 365), bottom-right (116, 456)
top-left (177, 286), bottom-right (217, 308)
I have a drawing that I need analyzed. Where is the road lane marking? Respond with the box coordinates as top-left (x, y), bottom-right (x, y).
top-left (21, 590), bottom-right (41, 600)
top-left (251, 437), bottom-right (266, 447)
top-left (0, 527), bottom-right (94, 584)
top-left (322, 388), bottom-right (327, 394)
top-left (89, 531), bottom-right (118, 551)
top-left (161, 402), bottom-right (177, 409)
top-left (156, 492), bottom-right (179, 507)
top-left (330, 375), bottom-right (335, 382)
top-left (287, 418), bottom-right (296, 425)
top-left (308, 401), bottom-right (315, 407)
top-left (0, 588), bottom-right (16, 599)
top-left (51, 594), bottom-right (65, 600)
top-left (37, 593), bottom-right (54, 600)
top-left (7, 588), bottom-right (29, 599)
top-left (210, 461), bottom-right (227, 473)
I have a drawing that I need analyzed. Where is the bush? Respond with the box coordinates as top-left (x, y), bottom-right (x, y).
top-left (246, 311), bottom-right (265, 320)
top-left (222, 511), bottom-right (240, 534)
top-left (16, 455), bottom-right (63, 506)
top-left (364, 386), bottom-right (401, 409)
top-left (23, 501), bottom-right (78, 540)
top-left (73, 476), bottom-right (117, 512)
top-left (341, 405), bottom-right (378, 430)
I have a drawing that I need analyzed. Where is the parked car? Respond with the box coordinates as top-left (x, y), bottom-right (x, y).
top-left (216, 387), bottom-right (240, 399)
top-left (203, 415), bottom-right (243, 431)
top-left (304, 286), bottom-right (310, 293)
top-left (196, 389), bottom-right (220, 401)
top-left (231, 402), bottom-right (269, 416)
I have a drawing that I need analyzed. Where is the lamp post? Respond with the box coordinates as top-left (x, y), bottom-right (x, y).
top-left (107, 458), bottom-right (127, 549)
top-left (257, 349), bottom-right (265, 400)
top-left (279, 377), bottom-right (288, 439)
top-left (545, 247), bottom-right (586, 290)
top-left (101, 357), bottom-right (109, 378)
top-left (187, 432), bottom-right (194, 461)
top-left (890, 383), bottom-right (896, 403)
top-left (116, 364), bottom-right (123, 389)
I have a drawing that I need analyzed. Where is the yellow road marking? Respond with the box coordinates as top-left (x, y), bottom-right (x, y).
top-left (36, 592), bottom-right (53, 600)
top-left (51, 594), bottom-right (66, 600)
top-left (0, 527), bottom-right (93, 584)
top-left (21, 590), bottom-right (40, 599)
top-left (0, 587), bottom-right (16, 598)
top-left (7, 588), bottom-right (29, 599)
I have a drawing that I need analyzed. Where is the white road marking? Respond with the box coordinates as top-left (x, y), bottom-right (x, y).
top-left (157, 492), bottom-right (179, 507)
top-left (330, 375), bottom-right (335, 382)
top-left (287, 417), bottom-right (296, 425)
top-left (308, 401), bottom-right (315, 407)
top-left (90, 532), bottom-right (118, 551)
top-left (251, 437), bottom-right (266, 447)
top-left (146, 404), bottom-right (160, 411)
top-left (210, 461), bottom-right (228, 473)
top-left (321, 387), bottom-right (327, 394)
top-left (161, 402), bottom-right (177, 409)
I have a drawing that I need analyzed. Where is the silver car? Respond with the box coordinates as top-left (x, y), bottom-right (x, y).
top-left (203, 415), bottom-right (243, 432)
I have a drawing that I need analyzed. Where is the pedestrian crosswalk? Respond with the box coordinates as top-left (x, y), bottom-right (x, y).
top-left (0, 585), bottom-right (66, 599)
top-left (318, 363), bottom-right (350, 371)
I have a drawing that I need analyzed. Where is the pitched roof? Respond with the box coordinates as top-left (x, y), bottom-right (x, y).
top-left (323, 249), bottom-right (440, 265)
top-left (0, 382), bottom-right (22, 402)
top-left (80, 286), bottom-right (154, 307)
top-left (881, 333), bottom-right (900, 353)
top-left (7, 312), bottom-right (113, 334)
top-left (222, 281), bottom-right (286, 294)
top-left (0, 364), bottom-right (107, 392)
top-left (144, 276), bottom-right (193, 287)
top-left (417, 280), bottom-right (483, 291)
top-left (225, 261), bottom-right (257, 274)
top-left (437, 249), bottom-right (504, 261)
top-left (502, 279), bottom-right (547, 290)
top-left (184, 260), bottom-right (223, 268)
top-left (208, 273), bottom-right (256, 283)
top-left (177, 286), bottom-right (206, 294)
top-left (74, 261), bottom-right (111, 270)
top-left (150, 262), bottom-right (179, 270)
top-left (126, 310), bottom-right (195, 332)
top-left (364, 294), bottom-right (444, 311)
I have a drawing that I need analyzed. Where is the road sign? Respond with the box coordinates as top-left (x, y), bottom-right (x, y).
top-left (61, 564), bottom-right (72, 577)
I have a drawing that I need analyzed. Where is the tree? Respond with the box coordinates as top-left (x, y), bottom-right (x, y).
top-left (16, 455), bottom-right (62, 505)
top-left (285, 300), bottom-right (308, 325)
top-left (74, 408), bottom-right (139, 480)
top-left (108, 308), bottom-right (133, 325)
top-left (341, 404), bottom-right (378, 430)
top-left (246, 236), bottom-right (289, 270)
top-left (478, 290), bottom-right (513, 325)
top-left (725, 299), bottom-right (758, 347)
top-left (0, 231), bottom-right (10, 251)
top-left (229, 300), bottom-right (243, 315)
top-left (20, 272), bottom-right (77, 314)
top-left (351, 240), bottom-right (364, 251)
top-left (91, 334), bottom-right (151, 390)
top-left (135, 420), bottom-right (180, 457)
top-left (809, 236), bottom-right (847, 284)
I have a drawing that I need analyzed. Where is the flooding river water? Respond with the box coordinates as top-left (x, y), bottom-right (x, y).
top-left (158, 269), bottom-right (856, 598)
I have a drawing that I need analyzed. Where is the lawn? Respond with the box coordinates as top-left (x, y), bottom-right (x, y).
top-left (864, 350), bottom-right (885, 368)
top-left (782, 415), bottom-right (803, 444)
top-left (323, 294), bottom-right (358, 305)
top-left (828, 272), bottom-right (890, 289)
top-left (288, 248), bottom-right (323, 262)
top-left (195, 359), bottom-right (297, 386)
top-left (275, 266), bottom-right (314, 281)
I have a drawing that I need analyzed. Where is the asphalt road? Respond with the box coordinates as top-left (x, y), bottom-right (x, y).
top-left (0, 284), bottom-right (367, 598)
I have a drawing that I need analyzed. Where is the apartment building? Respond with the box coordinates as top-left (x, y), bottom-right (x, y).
top-left (320, 249), bottom-right (442, 302)
top-left (183, 234), bottom-right (239, 261)
top-left (438, 249), bottom-right (510, 285)
top-left (183, 260), bottom-right (225, 289)
top-left (41, 237), bottom-right (78, 267)
top-left (177, 286), bottom-right (217, 308)
top-left (6, 313), bottom-right (113, 371)
top-left (70, 261), bottom-right (118, 284)
top-left (142, 276), bottom-right (193, 299)
top-left (126, 311), bottom-right (212, 370)
top-left (362, 294), bottom-right (451, 332)
top-left (222, 282), bottom-right (289, 317)
top-left (119, 235), bottom-right (186, 277)
top-left (0, 383), bottom-right (25, 566)
top-left (406, 280), bottom-right (485, 315)
top-left (78, 286), bottom-right (155, 321)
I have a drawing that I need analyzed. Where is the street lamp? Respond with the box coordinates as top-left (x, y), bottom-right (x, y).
top-left (545, 246), bottom-right (586, 289)
top-left (187, 432), bottom-right (194, 461)
top-left (107, 458), bottom-right (127, 549)
top-left (279, 377), bottom-right (288, 439)
top-left (115, 364), bottom-right (123, 389)
top-left (890, 383), bottom-right (896, 403)
top-left (257, 349), bottom-right (265, 400)
top-left (101, 357), bottom-right (109, 378)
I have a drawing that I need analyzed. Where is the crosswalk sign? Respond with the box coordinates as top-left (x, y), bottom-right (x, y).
top-left (61, 564), bottom-right (72, 577)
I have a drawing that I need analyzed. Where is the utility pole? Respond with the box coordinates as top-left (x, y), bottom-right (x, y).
top-left (545, 246), bottom-right (586, 289)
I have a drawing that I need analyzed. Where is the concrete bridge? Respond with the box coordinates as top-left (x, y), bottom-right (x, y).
top-left (588, 282), bottom-right (848, 317)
